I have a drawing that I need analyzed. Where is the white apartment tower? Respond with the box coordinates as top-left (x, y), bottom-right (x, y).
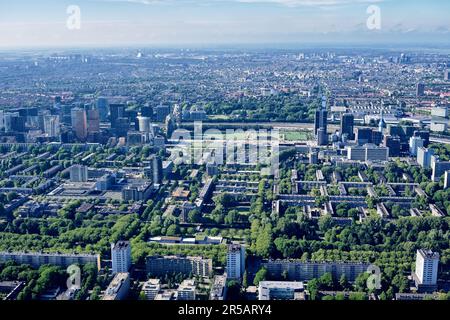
top-left (111, 241), bottom-right (132, 274)
top-left (69, 165), bottom-right (88, 182)
top-left (226, 244), bottom-right (246, 280)
top-left (414, 249), bottom-right (439, 286)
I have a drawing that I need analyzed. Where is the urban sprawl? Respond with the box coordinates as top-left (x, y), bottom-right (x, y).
top-left (0, 49), bottom-right (449, 301)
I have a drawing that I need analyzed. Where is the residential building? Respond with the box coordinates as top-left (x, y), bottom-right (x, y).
top-left (262, 260), bottom-right (370, 282)
top-left (142, 279), bottom-right (161, 300)
top-left (417, 147), bottom-right (434, 168)
top-left (226, 244), bottom-right (246, 280)
top-left (102, 272), bottom-right (130, 300)
top-left (0, 252), bottom-right (101, 270)
top-left (111, 241), bottom-right (131, 274)
top-left (177, 279), bottom-right (196, 300)
top-left (431, 155), bottom-right (450, 182)
top-left (409, 136), bottom-right (424, 156)
top-left (146, 255), bottom-right (212, 277)
top-left (210, 275), bottom-right (227, 300)
top-left (413, 249), bottom-right (439, 292)
top-left (69, 165), bottom-right (88, 182)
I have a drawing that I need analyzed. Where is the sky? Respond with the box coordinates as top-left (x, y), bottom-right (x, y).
top-left (0, 0), bottom-right (450, 48)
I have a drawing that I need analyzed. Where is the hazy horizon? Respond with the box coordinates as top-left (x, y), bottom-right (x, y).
top-left (1, 0), bottom-right (450, 48)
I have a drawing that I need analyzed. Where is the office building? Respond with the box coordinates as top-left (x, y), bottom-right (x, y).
top-left (96, 97), bottom-right (109, 122)
top-left (0, 252), bottom-right (101, 271)
top-left (388, 125), bottom-right (418, 143)
top-left (102, 272), bottom-right (130, 300)
top-left (365, 145), bottom-right (389, 161)
top-left (416, 83), bottom-right (425, 97)
top-left (226, 244), bottom-right (246, 280)
top-left (137, 115), bottom-right (152, 134)
top-left (371, 131), bottom-right (383, 146)
top-left (347, 144), bottom-right (389, 162)
top-left (86, 108), bottom-right (100, 134)
top-left (317, 128), bottom-right (328, 146)
top-left (384, 135), bottom-right (401, 157)
top-left (258, 281), bottom-right (304, 301)
top-left (314, 97), bottom-right (328, 135)
top-left (111, 241), bottom-right (131, 274)
top-left (417, 147), bottom-right (434, 168)
top-left (445, 69), bottom-right (450, 81)
top-left (356, 128), bottom-right (372, 145)
top-left (141, 105), bottom-right (153, 118)
top-left (378, 111), bottom-right (387, 133)
top-left (146, 255), bottom-right (212, 277)
top-left (409, 136), bottom-right (424, 156)
top-left (155, 105), bottom-right (171, 122)
top-left (413, 249), bottom-right (439, 292)
top-left (340, 113), bottom-right (355, 140)
top-left (43, 115), bottom-right (60, 138)
top-left (109, 104), bottom-right (126, 128)
top-left (142, 279), bottom-right (161, 300)
top-left (71, 107), bottom-right (87, 142)
top-left (4, 113), bottom-right (26, 133)
top-left (69, 165), bottom-right (88, 182)
top-left (414, 130), bottom-right (430, 147)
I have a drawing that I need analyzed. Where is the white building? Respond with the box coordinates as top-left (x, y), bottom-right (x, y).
top-left (177, 279), bottom-right (196, 300)
top-left (226, 244), bottom-right (246, 280)
top-left (142, 279), bottom-right (161, 300)
top-left (409, 136), bottom-right (424, 156)
top-left (445, 171), bottom-right (450, 189)
top-left (102, 272), bottom-right (130, 300)
top-left (43, 115), bottom-right (60, 137)
top-left (431, 155), bottom-right (450, 182)
top-left (414, 249), bottom-right (439, 287)
top-left (69, 165), bottom-right (88, 182)
top-left (431, 106), bottom-right (448, 118)
top-left (111, 241), bottom-right (131, 274)
top-left (258, 281), bottom-right (304, 300)
top-left (417, 147), bottom-right (434, 168)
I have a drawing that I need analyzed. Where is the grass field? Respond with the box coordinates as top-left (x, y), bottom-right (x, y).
top-left (282, 130), bottom-right (313, 141)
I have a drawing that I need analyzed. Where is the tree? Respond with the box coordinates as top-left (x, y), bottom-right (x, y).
top-left (253, 267), bottom-right (268, 286)
top-left (318, 272), bottom-right (334, 290)
top-left (318, 215), bottom-right (333, 233)
top-left (166, 224), bottom-right (180, 236)
top-left (242, 271), bottom-right (248, 288)
top-left (255, 224), bottom-right (273, 257)
top-left (339, 274), bottom-right (348, 290)
top-left (349, 292), bottom-right (367, 300)
top-left (307, 278), bottom-right (319, 300)
top-left (187, 209), bottom-right (202, 223)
